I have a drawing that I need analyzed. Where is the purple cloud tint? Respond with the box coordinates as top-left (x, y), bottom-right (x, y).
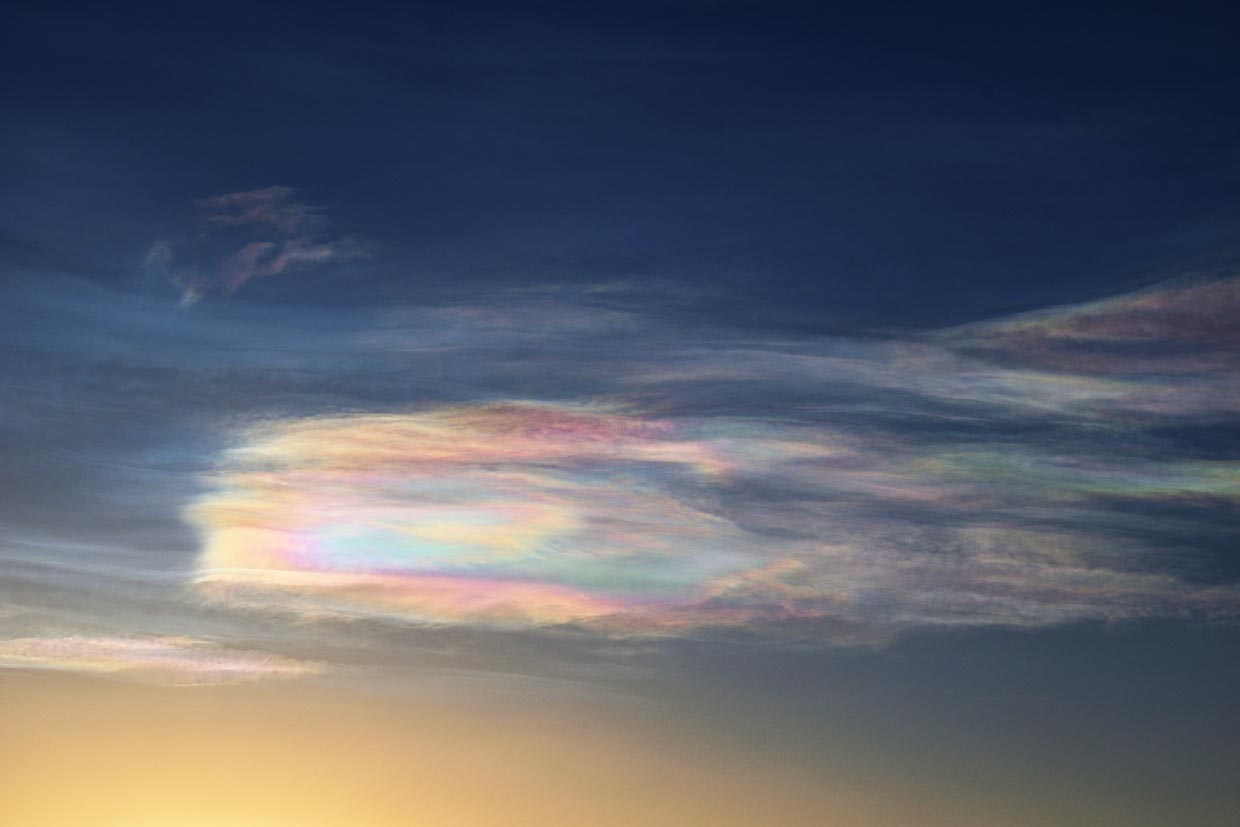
top-left (147, 186), bottom-right (372, 304)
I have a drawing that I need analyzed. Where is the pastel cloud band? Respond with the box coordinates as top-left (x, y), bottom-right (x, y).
top-left (187, 401), bottom-right (1239, 639)
top-left (0, 636), bottom-right (322, 685)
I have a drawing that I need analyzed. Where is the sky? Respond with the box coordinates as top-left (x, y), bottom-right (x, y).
top-left (2, 2), bottom-right (1240, 825)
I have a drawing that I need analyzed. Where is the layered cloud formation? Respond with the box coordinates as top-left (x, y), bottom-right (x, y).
top-left (8, 254), bottom-right (1240, 654)
top-left (188, 336), bottom-right (1240, 640)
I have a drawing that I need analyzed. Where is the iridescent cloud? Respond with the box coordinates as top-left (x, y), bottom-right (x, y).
top-left (190, 403), bottom-right (794, 630)
top-left (187, 401), bottom-right (1239, 639)
top-left (0, 635), bottom-right (322, 685)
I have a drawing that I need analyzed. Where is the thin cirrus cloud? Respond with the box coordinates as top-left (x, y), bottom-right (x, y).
top-left (944, 273), bottom-right (1240, 374)
top-left (147, 186), bottom-right (372, 305)
top-left (0, 635), bottom-right (323, 685)
top-left (931, 274), bottom-right (1240, 418)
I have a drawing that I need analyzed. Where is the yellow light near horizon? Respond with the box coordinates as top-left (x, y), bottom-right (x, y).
top-left (0, 674), bottom-right (866, 827)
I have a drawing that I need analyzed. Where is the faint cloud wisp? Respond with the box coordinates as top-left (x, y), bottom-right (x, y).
top-left (146, 185), bottom-right (372, 305)
top-left (0, 635), bottom-right (323, 685)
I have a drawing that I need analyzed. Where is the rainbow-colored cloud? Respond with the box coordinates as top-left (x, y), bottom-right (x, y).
top-left (188, 401), bottom-right (1238, 639)
top-left (190, 403), bottom-right (811, 631)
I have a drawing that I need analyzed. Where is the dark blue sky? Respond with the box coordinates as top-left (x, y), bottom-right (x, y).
top-left (6, 2), bottom-right (1240, 324)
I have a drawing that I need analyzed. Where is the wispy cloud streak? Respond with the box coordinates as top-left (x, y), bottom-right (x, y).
top-left (0, 635), bottom-right (322, 685)
top-left (146, 186), bottom-right (371, 305)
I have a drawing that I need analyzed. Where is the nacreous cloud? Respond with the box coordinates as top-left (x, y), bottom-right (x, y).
top-left (187, 402), bottom-right (1239, 641)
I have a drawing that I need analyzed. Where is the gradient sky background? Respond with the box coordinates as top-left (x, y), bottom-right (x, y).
top-left (3, 3), bottom-right (1240, 825)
